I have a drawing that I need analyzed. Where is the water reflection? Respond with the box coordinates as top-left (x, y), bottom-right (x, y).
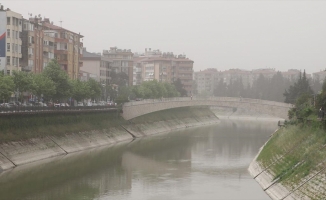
top-left (0, 119), bottom-right (276, 200)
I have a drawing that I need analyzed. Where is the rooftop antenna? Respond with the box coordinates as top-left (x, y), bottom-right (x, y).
top-left (59, 19), bottom-right (63, 27)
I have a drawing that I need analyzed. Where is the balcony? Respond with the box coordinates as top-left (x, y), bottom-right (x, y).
top-left (58, 59), bottom-right (68, 65)
top-left (22, 65), bottom-right (33, 72)
top-left (55, 49), bottom-right (68, 54)
top-left (54, 37), bottom-right (69, 43)
top-left (43, 45), bottom-right (54, 52)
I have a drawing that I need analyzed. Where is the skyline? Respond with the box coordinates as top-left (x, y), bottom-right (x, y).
top-left (2, 0), bottom-right (326, 74)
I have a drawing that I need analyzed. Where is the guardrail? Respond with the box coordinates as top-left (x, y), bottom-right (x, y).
top-left (123, 97), bottom-right (293, 108)
top-left (0, 106), bottom-right (118, 115)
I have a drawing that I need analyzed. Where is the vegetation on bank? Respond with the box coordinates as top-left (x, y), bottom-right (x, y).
top-left (255, 71), bottom-right (326, 199)
top-left (1, 60), bottom-right (187, 105)
top-left (0, 111), bottom-right (125, 142)
top-left (0, 106), bottom-right (215, 143)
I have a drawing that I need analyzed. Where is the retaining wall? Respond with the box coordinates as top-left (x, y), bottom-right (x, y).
top-left (0, 114), bottom-right (219, 171)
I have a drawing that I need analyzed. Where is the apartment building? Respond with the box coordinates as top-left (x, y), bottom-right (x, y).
top-left (194, 68), bottom-right (311, 96)
top-left (41, 18), bottom-right (83, 80)
top-left (5, 9), bottom-right (22, 75)
top-left (134, 50), bottom-right (194, 96)
top-left (80, 48), bottom-right (111, 85)
top-left (102, 47), bottom-right (133, 86)
top-left (194, 68), bottom-right (220, 95)
top-left (173, 55), bottom-right (194, 95)
top-left (312, 70), bottom-right (326, 83)
top-left (20, 17), bottom-right (55, 73)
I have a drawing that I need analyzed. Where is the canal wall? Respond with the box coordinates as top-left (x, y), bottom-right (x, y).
top-left (0, 106), bottom-right (219, 171)
top-left (248, 125), bottom-right (326, 199)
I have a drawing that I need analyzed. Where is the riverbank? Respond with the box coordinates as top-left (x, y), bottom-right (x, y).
top-left (248, 124), bottom-right (326, 199)
top-left (0, 106), bottom-right (219, 171)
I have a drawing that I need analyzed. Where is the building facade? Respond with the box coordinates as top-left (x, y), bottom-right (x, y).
top-left (5, 9), bottom-right (22, 75)
top-left (134, 50), bottom-right (194, 96)
top-left (80, 48), bottom-right (111, 85)
top-left (102, 47), bottom-right (133, 86)
top-left (41, 18), bottom-right (83, 79)
top-left (21, 17), bottom-right (55, 73)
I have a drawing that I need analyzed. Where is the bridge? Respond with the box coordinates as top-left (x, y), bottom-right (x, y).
top-left (122, 97), bottom-right (293, 120)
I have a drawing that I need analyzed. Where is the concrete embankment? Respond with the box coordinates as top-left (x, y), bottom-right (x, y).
top-left (0, 106), bottom-right (219, 171)
top-left (248, 125), bottom-right (326, 199)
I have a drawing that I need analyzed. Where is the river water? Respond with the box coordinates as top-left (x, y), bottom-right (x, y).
top-left (0, 119), bottom-right (277, 200)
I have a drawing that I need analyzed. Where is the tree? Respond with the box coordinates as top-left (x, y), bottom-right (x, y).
top-left (32, 73), bottom-right (56, 102)
top-left (71, 79), bottom-right (90, 102)
top-left (284, 70), bottom-right (313, 104)
top-left (12, 70), bottom-right (34, 102)
top-left (42, 60), bottom-right (72, 101)
top-left (173, 78), bottom-right (187, 97)
top-left (0, 74), bottom-right (14, 102)
top-left (87, 78), bottom-right (102, 101)
top-left (110, 71), bottom-right (129, 87)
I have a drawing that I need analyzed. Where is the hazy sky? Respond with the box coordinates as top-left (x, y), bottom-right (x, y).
top-left (2, 0), bottom-right (326, 74)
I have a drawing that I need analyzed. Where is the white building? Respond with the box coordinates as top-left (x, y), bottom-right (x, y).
top-left (5, 9), bottom-right (23, 75)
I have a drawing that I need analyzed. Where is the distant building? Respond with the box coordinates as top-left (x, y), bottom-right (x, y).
top-left (312, 70), bottom-right (326, 83)
top-left (281, 69), bottom-right (301, 82)
top-left (194, 68), bottom-right (220, 95)
top-left (102, 47), bottom-right (133, 86)
top-left (81, 47), bottom-right (111, 85)
top-left (133, 49), bottom-right (194, 96)
top-left (194, 68), bottom-right (312, 96)
top-left (79, 69), bottom-right (98, 82)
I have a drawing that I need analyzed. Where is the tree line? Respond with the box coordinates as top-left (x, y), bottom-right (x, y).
top-left (210, 71), bottom-right (322, 103)
top-left (0, 59), bottom-right (185, 104)
top-left (0, 60), bottom-right (103, 104)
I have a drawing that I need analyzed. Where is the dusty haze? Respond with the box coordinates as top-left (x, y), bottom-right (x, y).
top-left (3, 0), bottom-right (326, 74)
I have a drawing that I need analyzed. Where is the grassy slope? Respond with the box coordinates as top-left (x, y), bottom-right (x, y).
top-left (257, 124), bottom-right (326, 198)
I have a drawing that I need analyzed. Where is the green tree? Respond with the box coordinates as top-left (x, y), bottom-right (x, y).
top-left (0, 74), bottom-right (14, 102)
top-left (32, 73), bottom-right (56, 102)
top-left (12, 70), bottom-right (34, 102)
top-left (87, 78), bottom-right (102, 101)
top-left (42, 60), bottom-right (72, 101)
top-left (284, 70), bottom-right (313, 104)
top-left (71, 79), bottom-right (91, 102)
top-left (173, 78), bottom-right (187, 97)
top-left (110, 71), bottom-right (129, 87)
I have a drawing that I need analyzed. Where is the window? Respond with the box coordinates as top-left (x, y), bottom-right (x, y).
top-left (12, 31), bottom-right (15, 39)
top-left (6, 56), bottom-right (10, 65)
top-left (7, 43), bottom-right (10, 52)
top-left (28, 60), bottom-right (34, 66)
top-left (7, 29), bottom-right (10, 38)
top-left (7, 17), bottom-right (10, 25)
top-left (16, 31), bottom-right (18, 39)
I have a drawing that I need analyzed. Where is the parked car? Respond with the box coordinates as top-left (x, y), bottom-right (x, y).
top-left (54, 103), bottom-right (61, 107)
top-left (77, 102), bottom-right (84, 107)
top-left (8, 102), bottom-right (17, 107)
top-left (1, 103), bottom-right (11, 108)
top-left (60, 103), bottom-right (70, 107)
top-left (34, 102), bottom-right (48, 107)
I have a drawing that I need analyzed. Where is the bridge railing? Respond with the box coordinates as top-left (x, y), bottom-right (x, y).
top-left (124, 97), bottom-right (293, 108)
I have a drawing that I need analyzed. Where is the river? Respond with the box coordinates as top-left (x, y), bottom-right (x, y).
top-left (0, 119), bottom-right (277, 200)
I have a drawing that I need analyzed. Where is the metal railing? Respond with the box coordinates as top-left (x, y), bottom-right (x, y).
top-left (123, 97), bottom-right (293, 108)
top-left (0, 105), bottom-right (118, 114)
